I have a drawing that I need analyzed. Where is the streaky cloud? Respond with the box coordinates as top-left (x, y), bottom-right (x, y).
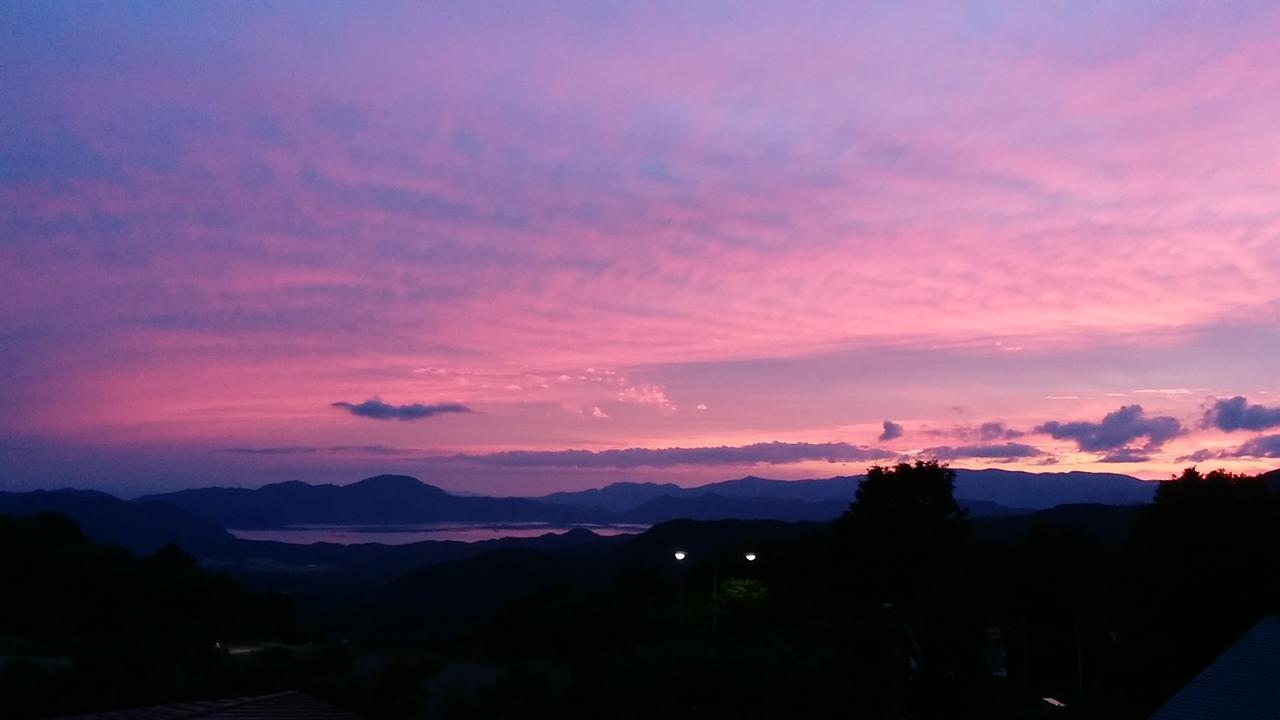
top-left (221, 446), bottom-right (320, 455)
top-left (220, 445), bottom-right (418, 456)
top-left (1098, 448), bottom-right (1152, 463)
top-left (451, 441), bottom-right (894, 469)
top-left (920, 442), bottom-right (1045, 461)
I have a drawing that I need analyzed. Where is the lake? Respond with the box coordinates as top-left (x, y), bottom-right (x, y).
top-left (228, 522), bottom-right (650, 545)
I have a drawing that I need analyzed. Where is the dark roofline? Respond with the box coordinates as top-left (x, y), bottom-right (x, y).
top-left (1151, 616), bottom-right (1280, 720)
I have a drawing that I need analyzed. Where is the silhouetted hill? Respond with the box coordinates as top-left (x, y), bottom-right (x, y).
top-left (953, 468), bottom-right (1155, 507)
top-left (696, 475), bottom-right (860, 502)
top-left (537, 469), bottom-right (1141, 516)
top-left (140, 474), bottom-right (595, 528)
top-left (604, 493), bottom-right (1033, 523)
top-left (102, 468), bottom-right (1158, 537)
top-left (974, 502), bottom-right (1148, 545)
top-left (540, 481), bottom-right (685, 512)
top-left (615, 494), bottom-right (848, 523)
top-left (383, 518), bottom-right (825, 604)
top-left (0, 512), bottom-right (295, 717)
top-left (537, 476), bottom-right (860, 512)
top-left (204, 526), bottom-right (626, 590)
top-left (0, 489), bottom-right (235, 555)
top-left (609, 517), bottom-right (824, 567)
top-left (0, 483), bottom-right (629, 588)
top-left (957, 498), bottom-right (1029, 517)
top-left (383, 548), bottom-right (582, 619)
top-left (374, 518), bottom-right (824, 643)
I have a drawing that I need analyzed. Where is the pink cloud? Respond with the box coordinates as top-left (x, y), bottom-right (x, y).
top-left (617, 386), bottom-right (677, 411)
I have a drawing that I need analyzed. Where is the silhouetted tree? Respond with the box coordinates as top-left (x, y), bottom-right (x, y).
top-left (834, 461), bottom-right (984, 711)
top-left (836, 461), bottom-right (971, 602)
top-left (1122, 467), bottom-right (1280, 704)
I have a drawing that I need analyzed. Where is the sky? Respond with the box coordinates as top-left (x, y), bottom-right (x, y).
top-left (3, 2), bottom-right (1280, 497)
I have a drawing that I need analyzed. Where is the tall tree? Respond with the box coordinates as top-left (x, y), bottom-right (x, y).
top-left (835, 461), bottom-right (980, 702)
top-left (837, 461), bottom-right (971, 601)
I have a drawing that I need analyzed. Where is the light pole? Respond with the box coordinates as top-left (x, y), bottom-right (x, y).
top-left (672, 550), bottom-right (759, 635)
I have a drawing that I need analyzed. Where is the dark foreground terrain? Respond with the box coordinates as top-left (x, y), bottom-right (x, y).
top-left (3, 464), bottom-right (1278, 719)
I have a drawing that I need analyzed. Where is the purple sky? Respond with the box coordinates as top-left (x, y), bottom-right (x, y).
top-left (3, 2), bottom-right (1280, 496)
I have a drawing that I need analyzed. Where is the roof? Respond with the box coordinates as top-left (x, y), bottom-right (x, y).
top-left (1151, 617), bottom-right (1280, 720)
top-left (56, 691), bottom-right (363, 720)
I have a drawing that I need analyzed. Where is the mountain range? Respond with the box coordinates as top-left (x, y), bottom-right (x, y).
top-left (0, 468), bottom-right (1162, 558)
top-left (540, 468), bottom-right (1155, 514)
top-left (1, 468), bottom-right (1263, 595)
top-left (130, 468), bottom-right (1156, 530)
top-left (0, 488), bottom-right (236, 555)
top-left (137, 474), bottom-right (594, 528)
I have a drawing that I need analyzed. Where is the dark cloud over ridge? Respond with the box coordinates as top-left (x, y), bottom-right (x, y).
top-left (1179, 433), bottom-right (1280, 462)
top-left (1202, 396), bottom-right (1280, 432)
top-left (879, 420), bottom-right (904, 441)
top-left (979, 421), bottom-right (1024, 441)
top-left (1036, 404), bottom-right (1182, 452)
top-left (331, 398), bottom-right (472, 421)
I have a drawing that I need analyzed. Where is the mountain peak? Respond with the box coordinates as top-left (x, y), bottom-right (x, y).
top-left (351, 474), bottom-right (431, 491)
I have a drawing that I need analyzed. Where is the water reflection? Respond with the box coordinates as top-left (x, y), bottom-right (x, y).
top-left (228, 522), bottom-right (650, 545)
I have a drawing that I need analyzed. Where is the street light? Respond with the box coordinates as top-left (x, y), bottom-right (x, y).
top-left (671, 549), bottom-right (761, 634)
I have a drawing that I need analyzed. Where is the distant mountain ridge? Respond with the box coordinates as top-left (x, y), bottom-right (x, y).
top-left (135, 471), bottom-right (1067, 531)
top-left (615, 494), bottom-right (851, 523)
top-left (140, 468), bottom-right (1157, 530)
top-left (138, 474), bottom-right (594, 529)
top-left (539, 476), bottom-right (858, 512)
top-left (540, 481), bottom-right (686, 513)
top-left (0, 488), bottom-right (235, 556)
top-left (2, 469), bottom-right (1160, 551)
top-left (537, 468), bottom-right (1155, 514)
top-left (954, 468), bottom-right (1155, 507)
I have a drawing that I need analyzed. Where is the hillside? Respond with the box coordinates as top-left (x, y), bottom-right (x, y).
top-left (537, 468), bottom-right (1151, 514)
top-left (140, 474), bottom-right (595, 528)
top-left (0, 489), bottom-right (236, 556)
